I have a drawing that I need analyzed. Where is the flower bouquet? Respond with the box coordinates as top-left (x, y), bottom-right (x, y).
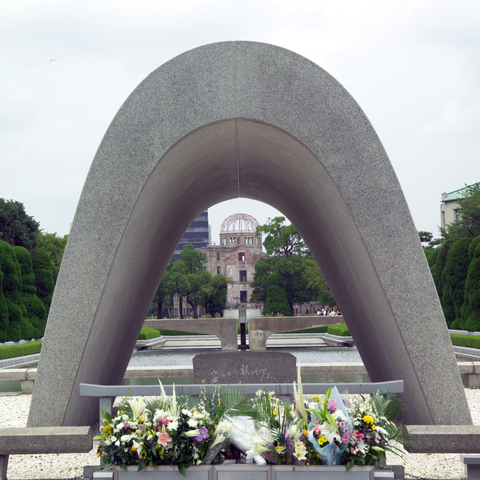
top-left (94, 379), bottom-right (409, 475)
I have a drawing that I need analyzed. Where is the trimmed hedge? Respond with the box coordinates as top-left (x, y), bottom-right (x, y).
top-left (327, 323), bottom-right (351, 336)
top-left (159, 329), bottom-right (206, 336)
top-left (283, 326), bottom-right (329, 334)
top-left (138, 328), bottom-right (161, 340)
top-left (0, 341), bottom-right (42, 360)
top-left (450, 333), bottom-right (480, 349)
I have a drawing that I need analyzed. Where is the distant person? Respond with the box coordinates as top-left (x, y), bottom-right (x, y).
top-left (316, 309), bottom-right (321, 316)
top-left (305, 309), bottom-right (309, 316)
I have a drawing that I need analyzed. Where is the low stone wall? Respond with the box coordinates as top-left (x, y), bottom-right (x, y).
top-left (5, 362), bottom-right (480, 393)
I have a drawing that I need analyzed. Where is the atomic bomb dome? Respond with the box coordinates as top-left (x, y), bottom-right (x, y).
top-left (205, 213), bottom-right (266, 309)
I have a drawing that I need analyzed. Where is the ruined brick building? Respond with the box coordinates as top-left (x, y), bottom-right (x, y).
top-left (204, 213), bottom-right (267, 310)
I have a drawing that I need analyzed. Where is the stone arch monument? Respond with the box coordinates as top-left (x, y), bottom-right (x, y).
top-left (28, 41), bottom-right (471, 427)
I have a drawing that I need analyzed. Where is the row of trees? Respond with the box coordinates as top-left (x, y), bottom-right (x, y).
top-left (423, 184), bottom-right (480, 331)
top-left (0, 199), bottom-right (67, 341)
top-left (151, 245), bottom-right (229, 318)
top-left (250, 217), bottom-right (335, 316)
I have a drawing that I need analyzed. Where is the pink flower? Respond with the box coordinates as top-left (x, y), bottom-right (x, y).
top-left (327, 398), bottom-right (337, 412)
top-left (157, 424), bottom-right (172, 447)
top-left (341, 433), bottom-right (350, 444)
top-left (314, 425), bottom-right (321, 434)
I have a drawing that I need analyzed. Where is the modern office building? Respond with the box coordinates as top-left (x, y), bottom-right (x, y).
top-left (172, 210), bottom-right (209, 261)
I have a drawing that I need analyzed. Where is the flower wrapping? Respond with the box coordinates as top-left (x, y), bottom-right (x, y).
top-left (226, 415), bottom-right (269, 465)
top-left (307, 387), bottom-right (353, 465)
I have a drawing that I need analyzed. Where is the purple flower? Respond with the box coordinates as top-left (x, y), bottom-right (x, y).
top-left (195, 426), bottom-right (209, 442)
top-left (124, 423), bottom-right (131, 430)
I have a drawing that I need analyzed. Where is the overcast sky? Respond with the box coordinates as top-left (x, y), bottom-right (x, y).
top-left (1, 0), bottom-right (478, 245)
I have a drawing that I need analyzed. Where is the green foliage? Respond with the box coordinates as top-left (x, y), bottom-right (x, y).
top-left (262, 272), bottom-right (290, 316)
top-left (0, 199), bottom-right (39, 250)
top-left (418, 231), bottom-right (433, 246)
top-left (250, 257), bottom-right (273, 304)
top-left (159, 329), bottom-right (205, 336)
top-left (13, 246), bottom-right (46, 339)
top-left (31, 248), bottom-right (56, 310)
top-left (327, 323), bottom-right (351, 336)
top-left (252, 218), bottom-right (334, 314)
top-left (431, 240), bottom-right (452, 296)
top-left (303, 257), bottom-right (335, 307)
top-left (450, 333), bottom-right (480, 349)
top-left (256, 216), bottom-right (309, 258)
top-left (0, 341), bottom-right (42, 360)
top-left (283, 326), bottom-right (329, 334)
top-left (37, 231), bottom-right (68, 268)
top-left (138, 328), bottom-right (161, 340)
top-left (460, 241), bottom-right (480, 331)
top-left (152, 245), bottom-right (228, 319)
top-left (424, 247), bottom-right (438, 268)
top-left (203, 274), bottom-right (228, 316)
top-left (441, 238), bottom-right (471, 325)
top-left (0, 240), bottom-right (25, 342)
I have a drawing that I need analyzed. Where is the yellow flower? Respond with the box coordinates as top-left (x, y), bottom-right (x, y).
top-left (303, 429), bottom-right (308, 436)
top-left (131, 445), bottom-right (137, 452)
top-left (318, 435), bottom-right (328, 446)
top-left (275, 445), bottom-right (282, 451)
top-left (363, 415), bottom-right (374, 424)
top-left (140, 451), bottom-right (147, 459)
top-left (372, 425), bottom-right (376, 430)
top-left (273, 411), bottom-right (278, 416)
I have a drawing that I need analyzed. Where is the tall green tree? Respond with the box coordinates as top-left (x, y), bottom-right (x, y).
top-left (0, 241), bottom-right (25, 341)
top-left (256, 216), bottom-right (309, 257)
top-left (460, 240), bottom-right (480, 331)
top-left (200, 274), bottom-right (229, 316)
top-left (0, 199), bottom-right (39, 250)
top-left (441, 238), bottom-right (471, 325)
top-left (303, 257), bottom-right (335, 307)
top-left (37, 231), bottom-right (68, 268)
top-left (251, 217), bottom-right (335, 315)
top-left (262, 272), bottom-right (291, 316)
top-left (151, 245), bottom-right (228, 319)
top-left (31, 248), bottom-right (56, 311)
top-left (13, 246), bottom-right (46, 338)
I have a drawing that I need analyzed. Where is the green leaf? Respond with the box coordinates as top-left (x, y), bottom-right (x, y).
top-left (177, 462), bottom-right (187, 477)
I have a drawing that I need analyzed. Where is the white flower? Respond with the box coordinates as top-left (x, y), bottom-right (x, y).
top-left (120, 434), bottom-right (132, 443)
top-left (167, 420), bottom-right (178, 431)
top-left (128, 398), bottom-right (146, 420)
top-left (188, 418), bottom-right (199, 428)
top-left (214, 420), bottom-right (232, 436)
top-left (122, 414), bottom-right (129, 421)
top-left (132, 439), bottom-right (143, 456)
top-left (116, 423), bottom-right (124, 431)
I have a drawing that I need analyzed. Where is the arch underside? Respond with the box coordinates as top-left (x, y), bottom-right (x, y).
top-left (27, 41), bottom-right (470, 427)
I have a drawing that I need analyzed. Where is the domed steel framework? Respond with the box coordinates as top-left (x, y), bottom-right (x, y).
top-left (220, 213), bottom-right (259, 233)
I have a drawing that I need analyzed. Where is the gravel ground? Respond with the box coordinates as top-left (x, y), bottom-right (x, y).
top-left (1, 389), bottom-right (479, 480)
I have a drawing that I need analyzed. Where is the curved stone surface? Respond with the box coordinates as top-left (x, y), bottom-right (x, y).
top-left (28, 41), bottom-right (471, 427)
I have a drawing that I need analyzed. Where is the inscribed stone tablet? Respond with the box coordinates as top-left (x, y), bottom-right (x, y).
top-left (193, 351), bottom-right (296, 384)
